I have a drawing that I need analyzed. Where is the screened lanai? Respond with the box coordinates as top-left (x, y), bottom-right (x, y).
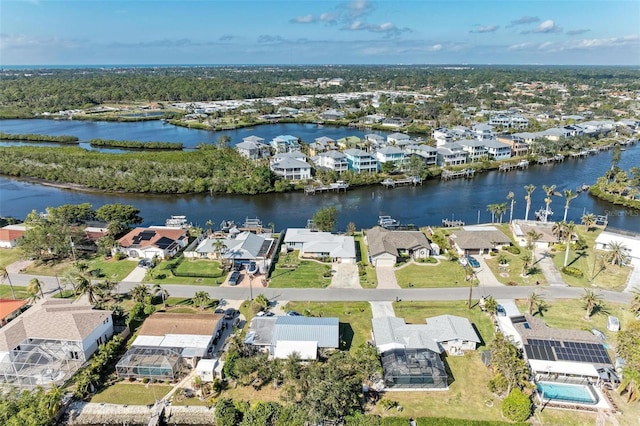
top-left (381, 348), bottom-right (449, 390)
top-left (116, 346), bottom-right (184, 380)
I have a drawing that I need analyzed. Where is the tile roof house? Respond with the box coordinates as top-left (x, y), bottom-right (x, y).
top-left (245, 316), bottom-right (339, 360)
top-left (115, 227), bottom-right (189, 260)
top-left (0, 224), bottom-right (26, 248)
top-left (449, 225), bottom-right (512, 255)
top-left (365, 226), bottom-right (433, 267)
top-left (0, 299), bottom-right (113, 388)
top-left (0, 299), bottom-right (28, 327)
top-left (284, 228), bottom-right (356, 263)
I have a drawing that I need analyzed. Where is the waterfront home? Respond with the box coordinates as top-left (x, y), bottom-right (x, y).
top-left (483, 139), bottom-right (512, 160)
top-left (0, 299), bottom-right (113, 388)
top-left (365, 226), bottom-right (434, 267)
top-left (319, 109), bottom-right (345, 121)
top-left (433, 127), bottom-right (454, 146)
top-left (594, 230), bottom-right (640, 261)
top-left (382, 117), bottom-right (407, 128)
top-left (360, 114), bottom-right (385, 125)
top-left (271, 150), bottom-right (308, 163)
top-left (511, 221), bottom-right (558, 248)
top-left (617, 118), bottom-right (640, 132)
top-left (496, 135), bottom-right (530, 157)
top-left (309, 136), bottom-right (336, 155)
top-left (541, 127), bottom-right (571, 141)
top-left (387, 132), bottom-right (411, 145)
top-left (270, 135), bottom-right (301, 153)
top-left (371, 316), bottom-right (448, 389)
top-left (563, 125), bottom-right (585, 137)
top-left (0, 224), bottom-right (26, 248)
top-left (577, 120), bottom-right (615, 136)
top-left (284, 228), bottom-right (356, 263)
top-left (236, 136), bottom-right (271, 160)
top-left (449, 225), bottom-right (511, 255)
top-left (511, 132), bottom-right (538, 145)
top-left (344, 148), bottom-right (378, 173)
top-left (313, 150), bottom-right (349, 173)
top-left (405, 144), bottom-right (438, 166)
top-left (245, 316), bottom-right (339, 360)
top-left (489, 113), bottom-right (529, 129)
top-left (116, 313), bottom-right (224, 380)
top-left (115, 227), bottom-right (189, 260)
top-left (270, 157), bottom-right (312, 180)
top-left (472, 123), bottom-right (495, 140)
top-left (375, 146), bottom-right (405, 170)
top-left (337, 135), bottom-right (363, 150)
top-left (186, 231), bottom-right (275, 272)
top-left (364, 133), bottom-right (385, 148)
top-left (458, 139), bottom-right (488, 161)
top-left (436, 143), bottom-right (467, 166)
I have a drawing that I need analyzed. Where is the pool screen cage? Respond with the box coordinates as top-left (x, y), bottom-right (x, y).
top-left (0, 338), bottom-right (85, 389)
top-left (116, 346), bottom-right (184, 380)
top-left (381, 348), bottom-right (449, 389)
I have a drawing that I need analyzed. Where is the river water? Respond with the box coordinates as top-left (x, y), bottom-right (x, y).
top-left (0, 119), bottom-right (639, 232)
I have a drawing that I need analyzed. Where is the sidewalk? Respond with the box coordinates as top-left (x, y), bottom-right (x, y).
top-left (624, 258), bottom-right (640, 293)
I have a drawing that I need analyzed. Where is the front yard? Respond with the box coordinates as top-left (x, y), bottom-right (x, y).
top-left (394, 259), bottom-right (477, 288)
top-left (484, 250), bottom-right (547, 286)
top-left (146, 258), bottom-right (224, 286)
top-left (268, 251), bottom-right (332, 288)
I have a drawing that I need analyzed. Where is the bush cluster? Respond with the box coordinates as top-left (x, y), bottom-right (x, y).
top-left (561, 266), bottom-right (584, 278)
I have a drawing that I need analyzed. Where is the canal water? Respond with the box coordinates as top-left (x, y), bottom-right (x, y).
top-left (0, 119), bottom-right (639, 232)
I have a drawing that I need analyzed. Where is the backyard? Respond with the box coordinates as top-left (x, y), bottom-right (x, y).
top-left (90, 383), bottom-right (173, 405)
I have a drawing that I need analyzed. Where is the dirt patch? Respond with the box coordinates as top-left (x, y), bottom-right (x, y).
top-left (6, 259), bottom-right (34, 273)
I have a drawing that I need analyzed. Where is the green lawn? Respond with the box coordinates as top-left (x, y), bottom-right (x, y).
top-left (354, 234), bottom-right (377, 289)
top-left (89, 257), bottom-right (137, 281)
top-left (90, 383), bottom-right (173, 405)
top-left (269, 260), bottom-right (331, 288)
top-left (485, 250), bottom-right (547, 286)
top-left (146, 259), bottom-right (223, 286)
top-left (393, 301), bottom-right (495, 349)
top-left (394, 260), bottom-right (477, 288)
top-left (0, 284), bottom-right (29, 299)
top-left (285, 301), bottom-right (372, 351)
top-left (550, 226), bottom-right (630, 291)
top-left (0, 248), bottom-right (24, 269)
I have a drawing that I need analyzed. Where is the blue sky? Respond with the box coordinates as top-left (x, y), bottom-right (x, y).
top-left (1, 0), bottom-right (639, 65)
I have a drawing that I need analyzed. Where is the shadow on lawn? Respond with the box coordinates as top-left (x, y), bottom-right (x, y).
top-left (339, 322), bottom-right (354, 351)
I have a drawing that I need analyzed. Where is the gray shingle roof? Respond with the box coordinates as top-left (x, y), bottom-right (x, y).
top-left (366, 226), bottom-right (431, 258)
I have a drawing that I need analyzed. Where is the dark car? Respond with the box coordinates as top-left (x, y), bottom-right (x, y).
top-left (229, 270), bottom-right (240, 286)
top-left (496, 304), bottom-right (506, 316)
top-left (287, 311), bottom-right (301, 316)
top-left (224, 308), bottom-right (236, 320)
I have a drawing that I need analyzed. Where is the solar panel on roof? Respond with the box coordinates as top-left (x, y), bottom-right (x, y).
top-left (155, 236), bottom-right (174, 249)
top-left (140, 231), bottom-right (156, 240)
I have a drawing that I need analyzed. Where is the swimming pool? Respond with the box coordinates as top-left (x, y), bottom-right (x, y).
top-left (537, 381), bottom-right (598, 404)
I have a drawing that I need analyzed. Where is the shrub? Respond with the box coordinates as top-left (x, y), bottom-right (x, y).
top-left (487, 373), bottom-right (508, 395)
top-left (114, 252), bottom-right (127, 260)
top-left (378, 399), bottom-right (399, 411)
top-left (142, 377), bottom-right (150, 383)
top-left (501, 388), bottom-right (532, 422)
top-left (561, 266), bottom-right (584, 278)
top-left (504, 246), bottom-right (521, 255)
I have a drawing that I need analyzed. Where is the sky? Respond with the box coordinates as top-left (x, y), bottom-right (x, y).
top-left (1, 0), bottom-right (639, 66)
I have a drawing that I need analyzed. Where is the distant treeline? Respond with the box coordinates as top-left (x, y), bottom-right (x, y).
top-left (0, 132), bottom-right (79, 143)
top-left (89, 138), bottom-right (183, 150)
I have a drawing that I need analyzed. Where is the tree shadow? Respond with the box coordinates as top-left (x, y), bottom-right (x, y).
top-left (567, 251), bottom-right (588, 268)
top-left (591, 303), bottom-right (610, 318)
top-left (442, 353), bottom-right (456, 387)
top-left (339, 322), bottom-right (354, 351)
top-left (535, 301), bottom-right (549, 317)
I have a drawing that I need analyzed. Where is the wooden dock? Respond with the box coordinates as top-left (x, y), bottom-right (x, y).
top-left (381, 176), bottom-right (422, 188)
top-left (304, 181), bottom-right (349, 195)
top-left (441, 168), bottom-right (475, 181)
top-left (442, 219), bottom-right (465, 227)
top-left (499, 160), bottom-right (529, 172)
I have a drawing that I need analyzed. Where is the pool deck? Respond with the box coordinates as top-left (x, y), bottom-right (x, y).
top-left (536, 381), bottom-right (611, 411)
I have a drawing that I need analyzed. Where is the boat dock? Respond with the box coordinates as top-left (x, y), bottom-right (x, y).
top-left (304, 180), bottom-right (349, 195)
top-left (381, 176), bottom-right (422, 188)
top-left (499, 160), bottom-right (529, 172)
top-left (441, 168), bottom-right (475, 181)
top-left (441, 219), bottom-right (465, 227)
top-left (570, 150), bottom-right (590, 158)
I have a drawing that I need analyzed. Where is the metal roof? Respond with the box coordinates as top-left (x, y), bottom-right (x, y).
top-left (273, 316), bottom-right (339, 348)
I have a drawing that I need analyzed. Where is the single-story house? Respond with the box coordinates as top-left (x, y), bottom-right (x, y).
top-left (0, 299), bottom-right (113, 388)
top-left (245, 316), bottom-right (339, 360)
top-left (116, 313), bottom-right (224, 380)
top-left (365, 226), bottom-right (433, 267)
top-left (115, 226), bottom-right (189, 260)
top-left (284, 228), bottom-right (356, 263)
top-left (0, 224), bottom-right (26, 248)
top-left (186, 231), bottom-right (275, 272)
top-left (0, 299), bottom-right (28, 327)
top-left (511, 221), bottom-right (558, 248)
top-left (449, 225), bottom-right (512, 255)
top-left (594, 230), bottom-right (640, 261)
top-left (423, 314), bottom-right (481, 354)
top-left (195, 358), bottom-right (223, 382)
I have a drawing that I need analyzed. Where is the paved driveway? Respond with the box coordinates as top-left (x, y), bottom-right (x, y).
top-left (475, 256), bottom-right (504, 287)
top-left (538, 252), bottom-right (568, 286)
top-left (122, 266), bottom-right (148, 283)
top-left (370, 301), bottom-right (395, 318)
top-left (375, 266), bottom-right (400, 289)
top-left (329, 262), bottom-right (360, 289)
top-left (624, 258), bottom-right (640, 293)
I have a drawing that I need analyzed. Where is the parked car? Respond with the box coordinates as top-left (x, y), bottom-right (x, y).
top-left (496, 304), bottom-right (506, 316)
top-left (287, 311), bottom-right (301, 316)
top-left (228, 270), bottom-right (240, 286)
top-left (224, 308), bottom-right (236, 320)
top-left (257, 311), bottom-right (274, 317)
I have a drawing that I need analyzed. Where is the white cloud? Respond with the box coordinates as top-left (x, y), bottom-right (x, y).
top-left (0, 34), bottom-right (83, 49)
top-left (508, 16), bottom-right (540, 27)
top-left (290, 14), bottom-right (315, 24)
top-left (470, 25), bottom-right (499, 34)
top-left (346, 0), bottom-right (374, 18)
top-left (319, 12), bottom-right (339, 24)
top-left (532, 19), bottom-right (562, 34)
top-left (508, 34), bottom-right (640, 53)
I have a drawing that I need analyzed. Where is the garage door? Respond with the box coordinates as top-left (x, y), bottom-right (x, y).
top-left (374, 257), bottom-right (396, 268)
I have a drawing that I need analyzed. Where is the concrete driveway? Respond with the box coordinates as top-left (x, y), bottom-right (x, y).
top-left (475, 256), bottom-right (504, 287)
top-left (370, 301), bottom-right (395, 318)
top-left (375, 266), bottom-right (400, 289)
top-left (122, 265), bottom-right (148, 283)
top-left (329, 262), bottom-right (361, 289)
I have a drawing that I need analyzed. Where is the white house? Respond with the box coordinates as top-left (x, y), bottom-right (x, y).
top-left (433, 127), bottom-right (454, 146)
top-left (116, 227), bottom-right (189, 259)
top-left (375, 146), bottom-right (405, 170)
top-left (0, 299), bottom-right (114, 388)
top-left (594, 230), bottom-right (640, 261)
top-left (284, 228), bottom-right (356, 263)
top-left (472, 123), bottom-right (495, 140)
top-left (457, 139), bottom-right (488, 161)
top-left (436, 143), bottom-right (467, 166)
top-left (387, 132), bottom-right (411, 145)
top-left (235, 139), bottom-right (271, 160)
top-left (314, 150), bottom-right (349, 173)
top-left (270, 157), bottom-right (312, 180)
top-left (404, 144), bottom-right (438, 166)
top-left (483, 139), bottom-right (512, 160)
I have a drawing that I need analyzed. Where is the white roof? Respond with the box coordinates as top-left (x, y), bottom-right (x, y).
top-left (131, 335), bottom-right (165, 347)
top-left (529, 359), bottom-right (599, 377)
top-left (595, 230), bottom-right (640, 259)
top-left (195, 358), bottom-right (219, 373)
top-left (274, 340), bottom-right (318, 360)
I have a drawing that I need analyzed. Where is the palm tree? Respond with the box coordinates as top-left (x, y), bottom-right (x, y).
top-left (542, 184), bottom-right (558, 222)
top-left (526, 291), bottom-right (546, 316)
top-left (551, 221), bottom-right (567, 241)
top-left (153, 284), bottom-right (170, 309)
top-left (213, 238), bottom-right (227, 260)
top-left (0, 265), bottom-right (16, 299)
top-left (495, 202), bottom-right (507, 224)
top-left (206, 219), bottom-right (214, 235)
top-left (607, 241), bottom-right (630, 266)
top-left (193, 290), bottom-right (211, 310)
top-left (581, 213), bottom-right (597, 231)
top-left (130, 284), bottom-right (150, 303)
top-left (524, 184), bottom-right (536, 221)
top-left (521, 253), bottom-right (532, 277)
top-left (563, 221), bottom-right (576, 268)
top-left (617, 368), bottom-right (640, 402)
top-left (581, 289), bottom-right (604, 320)
top-left (483, 295), bottom-right (498, 316)
top-left (486, 203), bottom-right (498, 223)
top-left (526, 230), bottom-right (542, 261)
top-left (562, 189), bottom-right (577, 222)
top-left (506, 192), bottom-right (516, 223)
top-left (27, 278), bottom-right (44, 303)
